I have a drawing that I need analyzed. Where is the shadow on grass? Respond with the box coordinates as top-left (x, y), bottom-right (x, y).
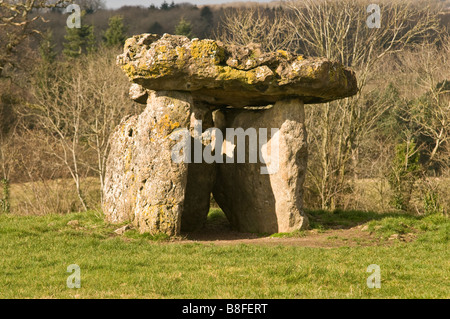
top-left (182, 208), bottom-right (264, 241)
top-left (182, 206), bottom-right (446, 242)
top-left (305, 209), bottom-right (415, 230)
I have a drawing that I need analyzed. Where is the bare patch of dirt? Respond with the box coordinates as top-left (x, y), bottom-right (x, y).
top-left (177, 219), bottom-right (389, 248)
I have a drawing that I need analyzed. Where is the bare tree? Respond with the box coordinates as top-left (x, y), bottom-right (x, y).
top-left (397, 38), bottom-right (450, 168)
top-left (79, 49), bottom-right (141, 202)
top-left (286, 0), bottom-right (441, 209)
top-left (28, 48), bottom-right (140, 211)
top-left (216, 7), bottom-right (295, 53)
top-left (216, 0), bottom-right (441, 209)
top-left (0, 0), bottom-right (68, 77)
top-left (29, 62), bottom-right (89, 210)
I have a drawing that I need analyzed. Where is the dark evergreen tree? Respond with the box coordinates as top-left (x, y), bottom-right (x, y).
top-left (174, 17), bottom-right (193, 38)
top-left (149, 21), bottom-right (164, 35)
top-left (39, 29), bottom-right (57, 64)
top-left (63, 27), bottom-right (83, 58)
top-left (200, 6), bottom-right (213, 26)
top-left (103, 15), bottom-right (127, 48)
top-left (160, 1), bottom-right (169, 10)
top-left (63, 18), bottom-right (97, 58)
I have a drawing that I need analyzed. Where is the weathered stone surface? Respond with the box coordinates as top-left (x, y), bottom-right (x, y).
top-left (103, 91), bottom-right (215, 235)
top-left (117, 33), bottom-right (358, 107)
top-left (213, 99), bottom-right (309, 233)
top-left (129, 83), bottom-right (148, 104)
top-left (132, 91), bottom-right (191, 235)
top-left (103, 114), bottom-right (139, 224)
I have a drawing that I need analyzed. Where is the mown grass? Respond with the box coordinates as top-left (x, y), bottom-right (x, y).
top-left (0, 209), bottom-right (448, 298)
top-left (306, 209), bottom-right (404, 229)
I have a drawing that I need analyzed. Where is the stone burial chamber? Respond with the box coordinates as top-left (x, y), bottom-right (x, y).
top-left (102, 33), bottom-right (358, 236)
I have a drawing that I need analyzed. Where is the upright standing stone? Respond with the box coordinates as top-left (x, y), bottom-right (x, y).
top-left (213, 99), bottom-right (308, 233)
top-left (103, 115), bottom-right (138, 224)
top-left (131, 91), bottom-right (191, 235)
top-left (103, 90), bottom-right (217, 235)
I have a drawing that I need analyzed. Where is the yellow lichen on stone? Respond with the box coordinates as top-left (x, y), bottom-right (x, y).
top-left (157, 45), bottom-right (167, 53)
top-left (156, 114), bottom-right (181, 136)
top-left (277, 50), bottom-right (290, 59)
top-left (121, 64), bottom-right (136, 78)
top-left (124, 37), bottom-right (136, 49)
top-left (175, 46), bottom-right (187, 69)
top-left (306, 66), bottom-right (316, 77)
top-left (137, 201), bottom-right (179, 235)
top-left (191, 39), bottom-right (224, 65)
top-left (216, 66), bottom-right (258, 86)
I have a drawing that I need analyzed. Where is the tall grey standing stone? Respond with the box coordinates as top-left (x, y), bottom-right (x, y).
top-left (103, 91), bottom-right (216, 236)
top-left (213, 99), bottom-right (309, 234)
top-left (131, 91), bottom-right (191, 235)
top-left (103, 115), bottom-right (138, 224)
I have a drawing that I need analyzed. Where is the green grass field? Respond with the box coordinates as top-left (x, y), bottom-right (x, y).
top-left (0, 209), bottom-right (448, 299)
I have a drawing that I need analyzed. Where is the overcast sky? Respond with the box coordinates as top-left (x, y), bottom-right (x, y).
top-left (104, 0), bottom-right (273, 9)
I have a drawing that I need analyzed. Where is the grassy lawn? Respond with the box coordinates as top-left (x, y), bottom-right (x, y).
top-left (0, 209), bottom-right (448, 298)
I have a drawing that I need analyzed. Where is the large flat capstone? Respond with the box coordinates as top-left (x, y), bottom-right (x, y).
top-left (117, 33), bottom-right (358, 107)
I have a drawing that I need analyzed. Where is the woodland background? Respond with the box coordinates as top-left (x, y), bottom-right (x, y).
top-left (1, 0), bottom-right (449, 216)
